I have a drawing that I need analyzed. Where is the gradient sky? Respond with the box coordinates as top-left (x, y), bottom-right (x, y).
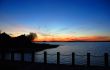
top-left (0, 0), bottom-right (110, 41)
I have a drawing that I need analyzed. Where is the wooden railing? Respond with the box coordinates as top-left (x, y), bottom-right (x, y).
top-left (0, 51), bottom-right (109, 67)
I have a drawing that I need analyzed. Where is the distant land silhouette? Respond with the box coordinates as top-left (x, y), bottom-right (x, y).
top-left (0, 32), bottom-right (59, 52)
top-left (36, 40), bottom-right (110, 42)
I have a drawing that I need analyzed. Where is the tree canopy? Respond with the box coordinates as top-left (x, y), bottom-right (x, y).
top-left (27, 32), bottom-right (37, 41)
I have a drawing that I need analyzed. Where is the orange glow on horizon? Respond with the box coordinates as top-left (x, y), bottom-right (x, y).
top-left (9, 32), bottom-right (110, 42)
top-left (33, 35), bottom-right (110, 42)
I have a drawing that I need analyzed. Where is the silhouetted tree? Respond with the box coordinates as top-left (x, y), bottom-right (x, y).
top-left (27, 32), bottom-right (37, 41)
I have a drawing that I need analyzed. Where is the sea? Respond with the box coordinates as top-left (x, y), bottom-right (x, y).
top-left (4, 42), bottom-right (110, 66)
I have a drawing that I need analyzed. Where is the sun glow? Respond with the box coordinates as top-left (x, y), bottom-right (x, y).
top-left (33, 33), bottom-right (110, 42)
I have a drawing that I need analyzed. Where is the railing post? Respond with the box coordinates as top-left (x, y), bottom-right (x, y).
top-left (1, 51), bottom-right (5, 61)
top-left (72, 52), bottom-right (75, 66)
top-left (11, 51), bottom-right (14, 62)
top-left (57, 52), bottom-right (60, 64)
top-left (44, 51), bottom-right (47, 64)
top-left (104, 53), bottom-right (108, 67)
top-left (1, 52), bottom-right (5, 61)
top-left (32, 51), bottom-right (35, 63)
top-left (87, 53), bottom-right (90, 67)
top-left (21, 52), bottom-right (24, 62)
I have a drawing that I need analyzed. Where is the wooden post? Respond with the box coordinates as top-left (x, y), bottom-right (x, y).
top-left (104, 53), bottom-right (108, 67)
top-left (72, 52), bottom-right (75, 66)
top-left (32, 51), bottom-right (35, 63)
top-left (1, 52), bottom-right (5, 61)
top-left (0, 51), bottom-right (1, 61)
top-left (11, 51), bottom-right (14, 62)
top-left (44, 51), bottom-right (47, 64)
top-left (57, 52), bottom-right (60, 64)
top-left (21, 52), bottom-right (24, 62)
top-left (87, 53), bottom-right (90, 67)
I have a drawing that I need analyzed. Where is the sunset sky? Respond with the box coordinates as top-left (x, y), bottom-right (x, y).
top-left (0, 0), bottom-right (110, 41)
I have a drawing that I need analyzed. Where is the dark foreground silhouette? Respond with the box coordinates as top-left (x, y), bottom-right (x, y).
top-left (0, 61), bottom-right (110, 70)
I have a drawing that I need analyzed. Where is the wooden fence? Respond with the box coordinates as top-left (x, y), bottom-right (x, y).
top-left (0, 51), bottom-right (109, 67)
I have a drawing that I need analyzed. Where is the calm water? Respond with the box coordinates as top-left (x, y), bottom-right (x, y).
top-left (35, 42), bottom-right (110, 65)
top-left (37, 42), bottom-right (110, 55)
top-left (4, 42), bottom-right (110, 66)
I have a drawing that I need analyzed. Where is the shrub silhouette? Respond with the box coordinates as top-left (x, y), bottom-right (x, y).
top-left (0, 32), bottom-right (37, 48)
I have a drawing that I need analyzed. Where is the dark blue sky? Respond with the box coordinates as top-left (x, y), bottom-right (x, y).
top-left (0, 0), bottom-right (110, 38)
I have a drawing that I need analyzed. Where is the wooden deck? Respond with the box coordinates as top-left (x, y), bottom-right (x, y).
top-left (0, 61), bottom-right (110, 70)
